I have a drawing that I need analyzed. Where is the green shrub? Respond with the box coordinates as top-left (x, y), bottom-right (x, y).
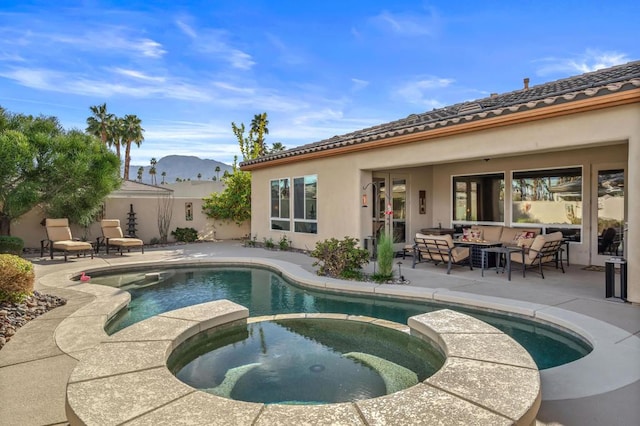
top-left (0, 236), bottom-right (24, 255)
top-left (310, 236), bottom-right (370, 279)
top-left (0, 254), bottom-right (34, 303)
top-left (278, 235), bottom-right (291, 251)
top-left (150, 237), bottom-right (160, 245)
top-left (374, 232), bottom-right (395, 282)
top-left (171, 227), bottom-right (199, 243)
top-left (263, 237), bottom-right (275, 249)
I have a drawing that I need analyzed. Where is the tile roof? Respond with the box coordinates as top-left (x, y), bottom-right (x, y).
top-left (240, 60), bottom-right (640, 168)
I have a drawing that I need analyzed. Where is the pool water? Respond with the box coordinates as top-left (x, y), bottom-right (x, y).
top-left (95, 266), bottom-right (592, 370)
top-left (168, 318), bottom-right (444, 404)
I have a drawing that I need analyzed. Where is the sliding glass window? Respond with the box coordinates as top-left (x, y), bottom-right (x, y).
top-left (453, 173), bottom-right (504, 223)
top-left (512, 167), bottom-right (582, 241)
top-left (293, 175), bottom-right (317, 234)
top-left (270, 178), bottom-right (290, 231)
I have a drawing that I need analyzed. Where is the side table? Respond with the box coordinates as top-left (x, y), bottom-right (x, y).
top-left (481, 246), bottom-right (523, 281)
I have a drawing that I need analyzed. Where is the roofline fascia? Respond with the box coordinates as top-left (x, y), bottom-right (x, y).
top-left (241, 88), bottom-right (640, 171)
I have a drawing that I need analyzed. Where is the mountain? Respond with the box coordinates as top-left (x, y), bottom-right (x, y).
top-left (129, 155), bottom-right (233, 184)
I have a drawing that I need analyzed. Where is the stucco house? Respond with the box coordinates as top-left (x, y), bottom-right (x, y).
top-left (240, 60), bottom-right (640, 304)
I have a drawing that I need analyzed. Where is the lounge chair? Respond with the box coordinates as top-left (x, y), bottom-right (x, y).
top-left (510, 231), bottom-right (565, 278)
top-left (42, 218), bottom-right (94, 261)
top-left (412, 233), bottom-right (472, 274)
top-left (98, 219), bottom-right (144, 255)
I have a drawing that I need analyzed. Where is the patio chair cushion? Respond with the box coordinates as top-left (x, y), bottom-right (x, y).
top-left (106, 238), bottom-right (143, 247)
top-left (52, 240), bottom-right (92, 252)
top-left (101, 219), bottom-right (124, 239)
top-left (528, 231), bottom-right (563, 260)
top-left (46, 219), bottom-right (73, 241)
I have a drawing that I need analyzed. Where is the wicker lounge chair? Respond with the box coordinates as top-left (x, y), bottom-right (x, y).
top-left (98, 219), bottom-right (144, 255)
top-left (42, 218), bottom-right (94, 261)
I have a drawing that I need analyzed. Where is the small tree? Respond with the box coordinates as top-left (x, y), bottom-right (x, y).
top-left (157, 195), bottom-right (173, 243)
top-left (202, 161), bottom-right (251, 225)
top-left (137, 167), bottom-right (144, 182)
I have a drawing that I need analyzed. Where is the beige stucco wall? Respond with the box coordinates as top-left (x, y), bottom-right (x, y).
top-left (249, 103), bottom-right (639, 303)
top-left (12, 194), bottom-right (249, 249)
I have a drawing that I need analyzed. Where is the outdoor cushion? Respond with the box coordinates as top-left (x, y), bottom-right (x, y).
top-left (46, 219), bottom-right (73, 241)
top-left (101, 219), bottom-right (124, 238)
top-left (53, 240), bottom-right (92, 251)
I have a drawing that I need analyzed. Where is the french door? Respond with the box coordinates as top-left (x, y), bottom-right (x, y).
top-left (371, 173), bottom-right (408, 250)
top-left (591, 165), bottom-right (626, 265)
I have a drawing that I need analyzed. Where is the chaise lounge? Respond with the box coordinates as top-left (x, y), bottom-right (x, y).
top-left (98, 219), bottom-right (144, 255)
top-left (42, 218), bottom-right (94, 261)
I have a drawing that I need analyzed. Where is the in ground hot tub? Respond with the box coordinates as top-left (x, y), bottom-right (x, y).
top-left (168, 317), bottom-right (444, 404)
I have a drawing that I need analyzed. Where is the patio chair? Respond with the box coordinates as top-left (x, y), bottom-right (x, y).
top-left (42, 218), bottom-right (94, 261)
top-left (412, 233), bottom-right (472, 274)
top-left (98, 219), bottom-right (144, 255)
top-left (510, 231), bottom-right (565, 279)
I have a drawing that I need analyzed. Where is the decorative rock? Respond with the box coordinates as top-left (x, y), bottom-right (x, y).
top-left (0, 291), bottom-right (66, 350)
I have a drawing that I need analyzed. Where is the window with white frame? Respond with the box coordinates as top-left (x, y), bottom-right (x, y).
top-left (293, 175), bottom-right (317, 234)
top-left (270, 178), bottom-right (290, 230)
top-left (512, 166), bottom-right (582, 241)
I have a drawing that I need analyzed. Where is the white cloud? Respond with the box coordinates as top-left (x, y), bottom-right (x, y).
top-left (229, 50), bottom-right (256, 70)
top-left (176, 19), bottom-right (197, 39)
top-left (188, 29), bottom-right (256, 70)
top-left (370, 8), bottom-right (441, 37)
top-left (0, 67), bottom-right (211, 101)
top-left (351, 78), bottom-right (370, 91)
top-left (394, 76), bottom-right (453, 107)
top-left (536, 50), bottom-right (631, 76)
top-left (111, 68), bottom-right (166, 83)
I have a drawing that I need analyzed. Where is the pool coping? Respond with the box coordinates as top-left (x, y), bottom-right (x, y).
top-left (39, 257), bottom-right (640, 402)
top-left (65, 302), bottom-right (541, 425)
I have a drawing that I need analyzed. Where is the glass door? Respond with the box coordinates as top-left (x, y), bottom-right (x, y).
top-left (592, 166), bottom-right (625, 265)
top-left (371, 173), bottom-right (408, 251)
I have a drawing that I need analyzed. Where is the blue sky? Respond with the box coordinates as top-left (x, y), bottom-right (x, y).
top-left (1, 0), bottom-right (638, 166)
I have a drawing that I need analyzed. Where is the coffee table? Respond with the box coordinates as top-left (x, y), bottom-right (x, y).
top-left (481, 246), bottom-right (523, 281)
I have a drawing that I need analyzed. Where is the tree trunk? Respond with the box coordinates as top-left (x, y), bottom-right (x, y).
top-left (123, 142), bottom-right (131, 180)
top-left (0, 214), bottom-right (11, 236)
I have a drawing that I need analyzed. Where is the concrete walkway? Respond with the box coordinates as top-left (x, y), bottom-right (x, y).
top-left (1, 241), bottom-right (639, 426)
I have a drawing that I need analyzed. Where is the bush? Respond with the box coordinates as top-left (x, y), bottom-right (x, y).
top-left (374, 232), bottom-right (395, 282)
top-left (0, 236), bottom-right (24, 255)
top-left (171, 227), bottom-right (198, 243)
top-left (311, 236), bottom-right (370, 279)
top-left (278, 235), bottom-right (291, 250)
top-left (263, 237), bottom-right (275, 249)
top-left (0, 254), bottom-right (34, 303)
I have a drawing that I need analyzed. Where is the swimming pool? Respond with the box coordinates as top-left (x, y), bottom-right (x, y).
top-left (92, 265), bottom-right (592, 370)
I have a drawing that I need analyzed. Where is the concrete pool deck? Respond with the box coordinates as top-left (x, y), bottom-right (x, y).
top-left (1, 241), bottom-right (639, 425)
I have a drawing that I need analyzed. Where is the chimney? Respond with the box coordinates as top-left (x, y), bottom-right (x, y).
top-left (523, 77), bottom-right (530, 90)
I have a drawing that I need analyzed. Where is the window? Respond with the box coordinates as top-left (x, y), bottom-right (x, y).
top-left (185, 202), bottom-right (193, 221)
top-left (512, 167), bottom-right (582, 240)
top-left (270, 178), bottom-right (290, 231)
top-left (293, 175), bottom-right (317, 234)
top-left (453, 173), bottom-right (504, 223)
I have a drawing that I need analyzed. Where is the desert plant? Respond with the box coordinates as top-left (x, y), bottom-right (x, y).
top-left (0, 254), bottom-right (34, 303)
top-left (171, 227), bottom-right (198, 243)
top-left (263, 237), bottom-right (275, 249)
top-left (310, 236), bottom-right (370, 279)
top-left (374, 232), bottom-right (395, 282)
top-left (0, 236), bottom-right (24, 255)
top-left (278, 235), bottom-right (291, 251)
top-left (157, 195), bottom-right (174, 243)
top-left (149, 237), bottom-right (160, 245)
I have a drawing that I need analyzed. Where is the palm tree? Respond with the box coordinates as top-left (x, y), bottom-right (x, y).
top-left (86, 103), bottom-right (113, 145)
top-left (270, 142), bottom-right (286, 153)
top-left (121, 115), bottom-right (144, 181)
top-left (161, 171), bottom-right (166, 184)
top-left (250, 112), bottom-right (269, 157)
top-left (137, 167), bottom-right (144, 182)
top-left (215, 166), bottom-right (221, 180)
top-left (197, 173), bottom-right (202, 180)
top-left (108, 118), bottom-right (123, 166)
top-left (149, 157), bottom-right (157, 185)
